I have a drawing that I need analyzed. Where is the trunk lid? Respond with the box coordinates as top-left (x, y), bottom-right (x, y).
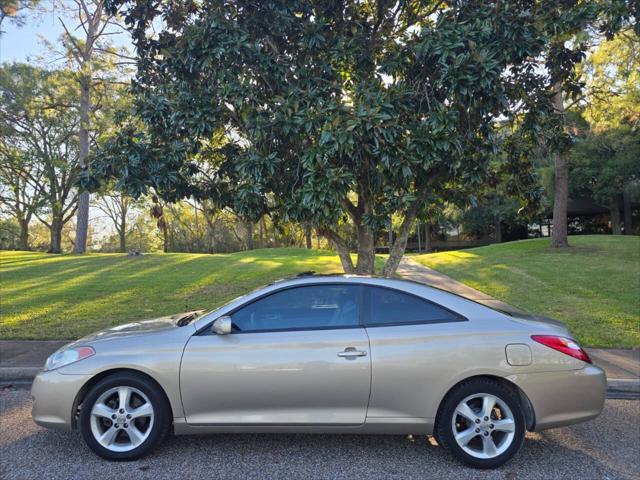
top-left (507, 312), bottom-right (572, 336)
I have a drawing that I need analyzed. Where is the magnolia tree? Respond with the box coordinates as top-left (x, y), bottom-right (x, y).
top-left (88, 0), bottom-right (627, 275)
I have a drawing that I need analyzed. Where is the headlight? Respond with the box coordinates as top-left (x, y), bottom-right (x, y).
top-left (44, 346), bottom-right (95, 371)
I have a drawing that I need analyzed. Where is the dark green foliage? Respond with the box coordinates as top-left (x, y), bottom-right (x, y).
top-left (570, 126), bottom-right (640, 206)
top-left (89, 0), bottom-right (633, 273)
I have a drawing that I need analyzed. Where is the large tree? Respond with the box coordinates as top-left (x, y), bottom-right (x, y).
top-left (0, 145), bottom-right (46, 249)
top-left (90, 0), bottom-right (624, 275)
top-left (0, 64), bottom-right (80, 253)
top-left (569, 28), bottom-right (640, 235)
top-left (93, 191), bottom-right (134, 252)
top-left (52, 0), bottom-right (133, 253)
top-left (570, 127), bottom-right (640, 234)
top-left (550, 13), bottom-right (638, 247)
top-left (580, 27), bottom-right (640, 131)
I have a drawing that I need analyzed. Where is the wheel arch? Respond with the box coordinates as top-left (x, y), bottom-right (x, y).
top-left (71, 368), bottom-right (174, 430)
top-left (434, 374), bottom-right (536, 436)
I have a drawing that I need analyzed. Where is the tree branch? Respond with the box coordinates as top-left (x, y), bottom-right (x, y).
top-left (317, 226), bottom-right (355, 273)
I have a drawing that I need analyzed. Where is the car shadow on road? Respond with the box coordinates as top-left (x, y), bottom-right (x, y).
top-left (2, 427), bottom-right (638, 480)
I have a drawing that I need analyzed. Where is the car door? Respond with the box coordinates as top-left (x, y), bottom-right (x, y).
top-left (362, 285), bottom-right (468, 420)
top-left (180, 283), bottom-right (371, 425)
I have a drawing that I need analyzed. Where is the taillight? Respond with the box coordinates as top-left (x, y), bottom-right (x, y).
top-left (531, 335), bottom-right (592, 363)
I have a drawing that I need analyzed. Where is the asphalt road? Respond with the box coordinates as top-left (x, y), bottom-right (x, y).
top-left (1, 388), bottom-right (638, 480)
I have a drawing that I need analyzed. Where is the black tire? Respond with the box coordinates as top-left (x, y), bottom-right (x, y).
top-left (79, 372), bottom-right (171, 461)
top-left (435, 378), bottom-right (525, 469)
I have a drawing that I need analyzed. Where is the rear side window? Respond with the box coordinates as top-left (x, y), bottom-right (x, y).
top-left (364, 286), bottom-right (462, 326)
top-left (230, 285), bottom-right (361, 332)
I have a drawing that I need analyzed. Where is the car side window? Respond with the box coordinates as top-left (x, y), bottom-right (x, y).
top-left (365, 286), bottom-right (461, 326)
top-left (230, 285), bottom-right (361, 333)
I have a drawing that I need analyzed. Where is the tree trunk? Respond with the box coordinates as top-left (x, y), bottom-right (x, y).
top-left (305, 225), bottom-right (312, 249)
top-left (162, 224), bottom-right (168, 253)
top-left (424, 223), bottom-right (431, 253)
top-left (318, 227), bottom-right (355, 273)
top-left (610, 195), bottom-right (622, 235)
top-left (18, 218), bottom-right (29, 250)
top-left (382, 204), bottom-right (419, 277)
top-left (118, 219), bottom-right (127, 253)
top-left (494, 217), bottom-right (502, 243)
top-left (119, 232), bottom-right (126, 253)
top-left (551, 84), bottom-right (569, 248)
top-left (259, 218), bottom-right (265, 248)
top-left (623, 187), bottom-right (633, 235)
top-left (73, 78), bottom-right (91, 253)
top-left (355, 223), bottom-right (376, 274)
top-left (207, 223), bottom-right (216, 253)
top-left (246, 222), bottom-right (254, 250)
top-left (49, 217), bottom-right (63, 254)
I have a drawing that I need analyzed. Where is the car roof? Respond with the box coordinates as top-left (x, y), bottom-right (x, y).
top-left (266, 274), bottom-right (467, 297)
top-left (267, 273), bottom-right (428, 289)
top-left (272, 271), bottom-right (430, 283)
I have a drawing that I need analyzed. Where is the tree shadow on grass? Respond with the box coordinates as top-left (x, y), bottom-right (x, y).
top-left (2, 256), bottom-right (204, 317)
top-left (1, 249), bottom-right (350, 338)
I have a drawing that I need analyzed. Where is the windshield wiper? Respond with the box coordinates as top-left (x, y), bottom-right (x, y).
top-left (175, 310), bottom-right (206, 327)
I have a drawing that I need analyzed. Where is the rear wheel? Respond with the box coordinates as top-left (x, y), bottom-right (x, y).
top-left (79, 372), bottom-right (171, 460)
top-left (436, 378), bottom-right (525, 469)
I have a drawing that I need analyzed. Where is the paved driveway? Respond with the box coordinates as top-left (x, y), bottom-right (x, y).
top-left (1, 388), bottom-right (638, 480)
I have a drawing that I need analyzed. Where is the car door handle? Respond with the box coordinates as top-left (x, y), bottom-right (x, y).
top-left (338, 348), bottom-right (367, 359)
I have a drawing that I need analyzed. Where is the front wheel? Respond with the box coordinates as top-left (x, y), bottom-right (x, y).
top-left (436, 378), bottom-right (525, 469)
top-left (79, 372), bottom-right (171, 460)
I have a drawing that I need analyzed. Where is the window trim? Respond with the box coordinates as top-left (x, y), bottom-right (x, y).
top-left (196, 283), bottom-right (365, 335)
top-left (362, 285), bottom-right (468, 328)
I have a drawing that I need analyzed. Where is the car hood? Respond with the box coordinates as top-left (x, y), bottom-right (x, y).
top-left (71, 310), bottom-right (206, 346)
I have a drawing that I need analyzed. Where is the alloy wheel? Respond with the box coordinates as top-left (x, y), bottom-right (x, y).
top-left (89, 386), bottom-right (155, 452)
top-left (451, 393), bottom-right (516, 459)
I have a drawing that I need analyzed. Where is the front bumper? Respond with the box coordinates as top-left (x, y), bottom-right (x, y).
top-left (510, 364), bottom-right (607, 431)
top-left (31, 370), bottom-right (90, 431)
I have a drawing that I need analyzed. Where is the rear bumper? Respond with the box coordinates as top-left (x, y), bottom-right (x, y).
top-left (31, 370), bottom-right (90, 431)
top-left (510, 364), bottom-right (606, 431)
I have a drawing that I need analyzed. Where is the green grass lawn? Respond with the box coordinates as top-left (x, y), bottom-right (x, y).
top-left (411, 235), bottom-right (640, 348)
top-left (2, 236), bottom-right (638, 346)
top-left (0, 248), bottom-right (360, 340)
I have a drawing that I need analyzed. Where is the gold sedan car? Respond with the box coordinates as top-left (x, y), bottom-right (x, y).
top-left (32, 275), bottom-right (605, 468)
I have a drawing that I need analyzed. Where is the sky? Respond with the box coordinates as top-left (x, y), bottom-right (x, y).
top-left (0, 3), bottom-right (133, 64)
top-left (1, 9), bottom-right (62, 63)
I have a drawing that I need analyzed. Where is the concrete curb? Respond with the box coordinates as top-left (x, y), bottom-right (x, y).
top-left (0, 367), bottom-right (41, 381)
top-left (607, 378), bottom-right (640, 393)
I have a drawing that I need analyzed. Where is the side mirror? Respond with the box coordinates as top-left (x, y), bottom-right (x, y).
top-left (212, 316), bottom-right (232, 335)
